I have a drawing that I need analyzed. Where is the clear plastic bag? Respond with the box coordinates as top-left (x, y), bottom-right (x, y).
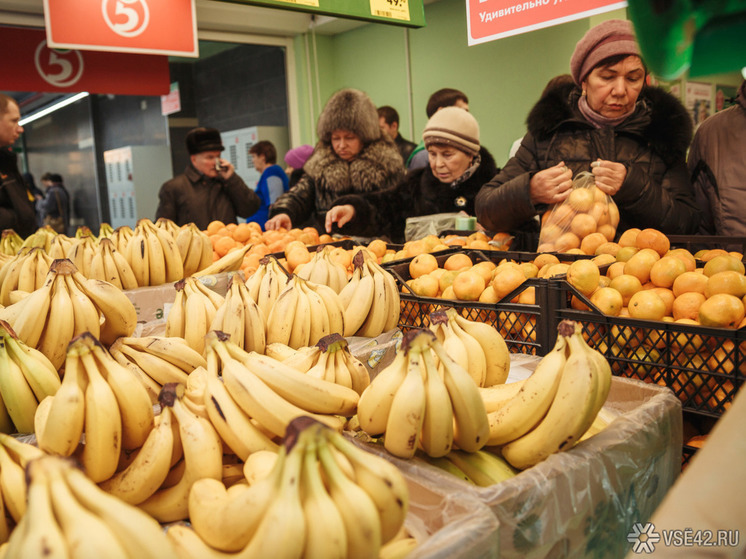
top-left (537, 171), bottom-right (620, 254)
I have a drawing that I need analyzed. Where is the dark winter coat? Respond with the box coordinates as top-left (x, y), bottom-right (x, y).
top-left (40, 183), bottom-right (70, 232)
top-left (0, 147), bottom-right (37, 238)
top-left (330, 147), bottom-right (498, 243)
top-left (475, 84), bottom-right (700, 251)
top-left (269, 138), bottom-right (404, 232)
top-left (155, 164), bottom-right (260, 230)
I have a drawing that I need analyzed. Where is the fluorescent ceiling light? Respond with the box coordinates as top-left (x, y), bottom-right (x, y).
top-left (19, 92), bottom-right (90, 126)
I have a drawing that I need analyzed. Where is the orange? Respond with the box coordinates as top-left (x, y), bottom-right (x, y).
top-left (318, 234), bottom-right (334, 244)
top-left (607, 203), bottom-right (620, 227)
top-left (609, 274), bottom-right (643, 306)
top-left (491, 266), bottom-right (526, 300)
top-left (590, 287), bottom-right (623, 316)
top-left (409, 253), bottom-right (438, 279)
top-left (540, 224), bottom-right (563, 244)
top-left (554, 232), bottom-right (581, 252)
top-left (606, 261), bottom-right (626, 280)
top-left (628, 290), bottom-right (667, 321)
top-left (452, 270), bottom-right (486, 301)
top-left (672, 318), bottom-right (705, 353)
top-left (617, 228), bottom-right (640, 248)
top-left (705, 270), bottom-right (746, 299)
top-left (598, 275), bottom-right (612, 288)
top-left (597, 224), bottom-right (617, 241)
top-left (615, 246), bottom-right (639, 262)
top-left (409, 275), bottom-right (439, 298)
top-left (649, 256), bottom-right (687, 288)
top-left (672, 271), bottom-right (708, 297)
top-left (329, 247), bottom-right (352, 270)
top-left (698, 293), bottom-right (746, 328)
top-left (367, 239), bottom-right (388, 259)
top-left (570, 213), bottom-right (597, 238)
top-left (567, 188), bottom-right (595, 213)
top-left (542, 263), bottom-right (570, 278)
top-left (545, 204), bottom-right (576, 227)
top-left (206, 220), bottom-right (227, 236)
top-left (697, 248), bottom-right (729, 262)
top-left (232, 222), bottom-right (253, 243)
top-left (672, 292), bottom-right (706, 321)
top-left (635, 228), bottom-right (670, 256)
top-left (214, 236), bottom-right (238, 257)
top-left (533, 253), bottom-right (560, 269)
top-left (442, 235), bottom-right (467, 247)
top-left (649, 287), bottom-right (675, 316)
top-left (404, 239), bottom-right (427, 258)
top-left (594, 241), bottom-right (621, 257)
top-left (421, 234), bottom-right (441, 251)
top-left (438, 269), bottom-right (460, 293)
top-left (623, 248), bottom-right (660, 284)
top-left (519, 262), bottom-right (539, 279)
top-left (302, 227), bottom-right (320, 245)
top-left (491, 231), bottom-right (513, 249)
top-left (468, 231), bottom-right (490, 244)
top-left (592, 253), bottom-right (616, 268)
top-left (588, 201), bottom-right (610, 225)
top-left (466, 239), bottom-right (492, 251)
top-left (580, 232), bottom-right (608, 255)
top-left (703, 254), bottom-right (746, 277)
top-left (666, 248), bottom-right (696, 272)
top-left (536, 242), bottom-right (556, 253)
top-left (444, 253), bottom-right (473, 271)
top-left (441, 285), bottom-right (455, 299)
top-left (471, 261), bottom-right (496, 283)
top-left (286, 246), bottom-right (311, 272)
top-left (570, 295), bottom-right (591, 311)
top-left (565, 259), bottom-right (601, 296)
top-left (518, 286), bottom-right (536, 304)
top-left (478, 285), bottom-right (499, 303)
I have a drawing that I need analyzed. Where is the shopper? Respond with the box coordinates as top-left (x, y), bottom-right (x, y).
top-left (377, 105), bottom-right (416, 165)
top-left (0, 93), bottom-right (37, 238)
top-left (475, 19), bottom-right (700, 251)
top-left (246, 140), bottom-right (289, 230)
top-left (325, 107), bottom-right (498, 243)
top-left (155, 127), bottom-right (260, 229)
top-left (407, 88), bottom-right (469, 170)
top-left (283, 144), bottom-right (314, 189)
top-left (39, 172), bottom-right (70, 234)
top-left (265, 88), bottom-right (404, 233)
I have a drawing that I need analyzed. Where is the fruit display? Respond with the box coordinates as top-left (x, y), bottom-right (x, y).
top-left (174, 223), bottom-right (214, 277)
top-left (209, 275), bottom-right (266, 353)
top-left (0, 247), bottom-right (53, 306)
top-left (294, 245), bottom-right (349, 293)
top-left (165, 276), bottom-right (225, 354)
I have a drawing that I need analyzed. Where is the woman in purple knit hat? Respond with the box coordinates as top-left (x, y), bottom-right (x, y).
top-left (475, 19), bottom-right (700, 251)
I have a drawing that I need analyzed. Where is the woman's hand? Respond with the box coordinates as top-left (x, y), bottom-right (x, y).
top-left (530, 162), bottom-right (573, 205)
top-left (265, 213), bottom-right (292, 231)
top-left (325, 205), bottom-right (356, 233)
top-left (591, 159), bottom-right (626, 195)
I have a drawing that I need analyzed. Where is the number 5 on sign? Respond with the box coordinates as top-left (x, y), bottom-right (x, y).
top-left (370, 0), bottom-right (410, 21)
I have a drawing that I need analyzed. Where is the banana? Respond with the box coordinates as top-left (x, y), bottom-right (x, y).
top-left (78, 341), bottom-right (123, 483)
top-left (89, 249), bottom-right (107, 283)
top-left (2, 324), bottom-right (61, 403)
top-left (182, 280), bottom-right (210, 354)
top-left (0, 251), bottom-right (27, 307)
top-left (338, 346), bottom-right (371, 395)
top-left (338, 255), bottom-right (361, 308)
top-left (479, 379), bottom-right (527, 413)
top-left (118, 335), bottom-right (206, 372)
top-left (265, 280), bottom-right (299, 346)
top-left (301, 279), bottom-right (331, 345)
top-left (152, 223), bottom-right (184, 283)
top-left (430, 334), bottom-right (490, 453)
top-left (176, 226), bottom-right (197, 274)
top-left (501, 321), bottom-right (601, 470)
top-left (5, 274), bottom-right (52, 348)
top-left (309, 281), bottom-right (345, 337)
top-left (193, 243), bottom-right (252, 277)
top-left (487, 334), bottom-right (567, 446)
top-left (108, 241), bottom-right (139, 290)
top-left (64, 274), bottom-right (102, 339)
top-left (112, 341), bottom-right (190, 386)
top-left (238, 284), bottom-right (266, 354)
top-left (127, 230), bottom-right (150, 287)
top-left (0, 335), bottom-right (38, 433)
top-left (99, 406), bottom-right (174, 504)
top-left (213, 282), bottom-right (245, 348)
top-left (377, 262), bottom-right (401, 333)
top-left (193, 278), bottom-right (226, 311)
top-left (72, 269), bottom-right (137, 344)
top-left (144, 221), bottom-right (167, 286)
top-left (264, 342), bottom-right (302, 363)
top-left (288, 277), bottom-right (312, 349)
top-left (357, 261), bottom-right (387, 337)
top-left (341, 266), bottom-right (376, 337)
top-left (37, 274), bottom-right (74, 370)
top-left (419, 343), bottom-right (454, 458)
top-left (0, 443), bottom-right (28, 522)
top-left (16, 247), bottom-right (38, 294)
top-left (444, 449), bottom-right (517, 487)
top-left (357, 350), bottom-right (408, 435)
top-left (165, 286), bottom-right (186, 338)
top-left (449, 314), bottom-right (487, 386)
top-left (242, 449), bottom-right (278, 485)
top-left (430, 310), bottom-right (470, 374)
top-left (454, 313), bottom-right (511, 386)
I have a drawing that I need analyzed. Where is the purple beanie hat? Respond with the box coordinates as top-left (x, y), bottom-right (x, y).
top-left (569, 19), bottom-right (641, 85)
top-left (284, 144), bottom-right (314, 169)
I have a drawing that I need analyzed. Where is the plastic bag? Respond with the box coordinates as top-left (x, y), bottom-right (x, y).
top-left (537, 171), bottom-right (620, 254)
top-left (405, 212), bottom-right (462, 242)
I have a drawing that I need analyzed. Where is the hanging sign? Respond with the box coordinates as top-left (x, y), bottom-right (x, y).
top-left (43, 0), bottom-right (198, 57)
top-left (467, 0), bottom-right (627, 46)
top-left (1, 27), bottom-right (170, 95)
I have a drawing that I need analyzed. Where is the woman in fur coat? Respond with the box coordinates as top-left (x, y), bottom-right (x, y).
top-left (475, 20), bottom-right (700, 251)
top-left (325, 107), bottom-right (497, 243)
top-left (265, 89), bottom-right (404, 233)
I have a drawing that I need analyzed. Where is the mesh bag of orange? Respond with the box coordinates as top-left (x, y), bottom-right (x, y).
top-left (537, 171), bottom-right (620, 254)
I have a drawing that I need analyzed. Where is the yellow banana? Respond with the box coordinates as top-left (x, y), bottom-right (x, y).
top-left (265, 281), bottom-right (299, 346)
top-left (3, 325), bottom-right (61, 403)
top-left (479, 379), bottom-right (527, 413)
top-left (0, 443), bottom-right (29, 522)
top-left (357, 262), bottom-right (387, 337)
top-left (309, 281), bottom-right (345, 338)
top-left (454, 313), bottom-right (511, 386)
top-left (165, 286), bottom-right (186, 338)
top-left (64, 274), bottom-right (102, 339)
top-left (182, 281), bottom-right (210, 354)
top-left (127, 230), bottom-right (150, 287)
top-left (108, 240), bottom-right (139, 290)
top-left (193, 243), bottom-right (252, 277)
top-left (152, 223), bottom-right (184, 283)
top-left (113, 340), bottom-right (190, 386)
top-left (37, 274), bottom-right (74, 370)
top-left (288, 277), bottom-right (312, 349)
top-left (193, 278), bottom-right (226, 310)
top-left (445, 449), bottom-right (517, 487)
top-left (0, 335), bottom-right (38, 433)
top-left (211, 278), bottom-right (245, 348)
top-left (4, 274), bottom-right (52, 348)
top-left (419, 344), bottom-right (454, 458)
top-left (356, 350), bottom-right (408, 435)
top-left (72, 270), bottom-right (137, 345)
top-left (238, 283), bottom-right (266, 353)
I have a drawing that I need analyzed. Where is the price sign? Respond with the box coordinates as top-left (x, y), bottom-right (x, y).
top-left (370, 0), bottom-right (411, 21)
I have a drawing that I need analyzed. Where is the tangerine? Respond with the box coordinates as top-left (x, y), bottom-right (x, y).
top-left (617, 228), bottom-right (640, 248)
top-left (580, 232), bottom-right (608, 255)
top-left (672, 292), bottom-right (706, 321)
top-left (609, 274), bottom-right (643, 306)
top-left (452, 271), bottom-right (487, 301)
top-left (635, 228), bottom-right (670, 256)
top-left (628, 290), bottom-right (667, 321)
top-left (590, 287), bottom-right (623, 316)
top-left (566, 259), bottom-right (601, 296)
top-left (409, 253), bottom-right (438, 279)
top-left (698, 293), bottom-right (746, 328)
top-left (567, 188), bottom-right (595, 213)
top-left (671, 271), bottom-right (708, 297)
top-left (444, 253), bottom-right (473, 271)
top-left (649, 256), bottom-right (687, 288)
top-left (703, 255), bottom-right (746, 277)
top-left (704, 270), bottom-right (746, 299)
top-left (570, 213), bottom-right (597, 238)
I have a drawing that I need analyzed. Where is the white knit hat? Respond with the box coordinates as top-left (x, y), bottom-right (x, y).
top-left (422, 107), bottom-right (480, 156)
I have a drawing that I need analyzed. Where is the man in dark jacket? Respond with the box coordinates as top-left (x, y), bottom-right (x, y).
top-left (377, 105), bottom-right (416, 165)
top-left (156, 127), bottom-right (260, 229)
top-left (0, 94), bottom-right (37, 239)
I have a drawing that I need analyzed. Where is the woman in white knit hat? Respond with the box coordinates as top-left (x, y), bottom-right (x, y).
top-left (325, 106), bottom-right (498, 243)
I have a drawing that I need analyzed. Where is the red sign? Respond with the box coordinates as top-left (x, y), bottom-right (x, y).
top-left (467, 0), bottom-right (628, 45)
top-left (44, 0), bottom-right (198, 57)
top-left (1, 27), bottom-right (170, 95)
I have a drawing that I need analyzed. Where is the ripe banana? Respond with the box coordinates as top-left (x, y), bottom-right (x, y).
top-left (0, 335), bottom-right (38, 433)
top-left (37, 274), bottom-right (74, 370)
top-left (117, 335), bottom-right (207, 372)
top-left (210, 275), bottom-right (266, 352)
top-left (265, 278), bottom-right (299, 346)
top-left (479, 379), bottom-right (526, 413)
top-left (357, 259), bottom-right (387, 338)
top-left (419, 343), bottom-right (454, 458)
top-left (357, 350), bottom-right (408, 435)
top-left (444, 449), bottom-right (518, 487)
top-left (64, 274), bottom-right (102, 339)
top-left (453, 313), bottom-right (511, 386)
top-left (193, 242), bottom-right (252, 277)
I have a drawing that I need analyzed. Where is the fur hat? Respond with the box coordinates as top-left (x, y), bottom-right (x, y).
top-left (316, 89), bottom-right (381, 145)
top-left (570, 19), bottom-right (641, 85)
top-left (284, 144), bottom-right (314, 169)
top-left (186, 127), bottom-right (224, 155)
top-left (422, 107), bottom-right (480, 156)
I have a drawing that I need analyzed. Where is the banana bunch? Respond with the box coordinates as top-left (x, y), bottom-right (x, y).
top-left (420, 448), bottom-right (518, 487)
top-left (266, 274), bottom-right (345, 349)
top-left (0, 259), bottom-right (138, 359)
top-left (488, 320), bottom-right (612, 470)
top-left (193, 242), bottom-right (253, 278)
top-left (338, 250), bottom-right (400, 338)
top-left (357, 328), bottom-right (489, 459)
top-left (47, 233), bottom-right (73, 260)
top-left (165, 277), bottom-right (225, 354)
top-left (154, 216), bottom-right (181, 238)
top-left (205, 331), bottom-right (353, 438)
top-left (0, 247), bottom-right (53, 306)
top-left (269, 333), bottom-right (370, 395)
top-left (67, 234), bottom-right (98, 277)
top-left (210, 275), bottom-right (266, 352)
top-left (0, 229), bottom-right (23, 256)
top-left (294, 245), bottom-right (349, 293)
top-left (174, 222), bottom-right (213, 277)
top-left (125, 218), bottom-right (184, 287)
top-left (109, 335), bottom-right (207, 403)
top-left (97, 221), bottom-right (115, 241)
top-left (88, 238), bottom-right (138, 290)
top-left (178, 416), bottom-right (409, 558)
top-left (245, 255), bottom-right (290, 324)
top-left (35, 333), bottom-right (155, 484)
top-left (20, 227), bottom-right (56, 251)
top-left (74, 225), bottom-right (95, 238)
top-left (137, 383), bottom-right (223, 523)
top-left (0, 433), bottom-right (46, 541)
top-left (0, 251), bottom-right (11, 269)
top-left (478, 379), bottom-right (527, 413)
top-left (3, 455), bottom-right (178, 558)
top-left (110, 225), bottom-right (133, 254)
top-left (0, 320), bottom-right (61, 434)
top-left (429, 307), bottom-right (511, 387)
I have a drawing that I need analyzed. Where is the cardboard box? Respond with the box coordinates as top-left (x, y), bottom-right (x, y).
top-left (357, 357), bottom-right (683, 559)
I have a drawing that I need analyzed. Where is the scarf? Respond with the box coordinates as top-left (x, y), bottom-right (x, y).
top-left (578, 94), bottom-right (636, 128)
top-left (449, 153), bottom-right (482, 189)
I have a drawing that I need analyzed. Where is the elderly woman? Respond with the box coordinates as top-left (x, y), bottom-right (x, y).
top-left (265, 89), bottom-right (404, 232)
top-left (325, 107), bottom-right (498, 243)
top-left (475, 19), bottom-right (700, 251)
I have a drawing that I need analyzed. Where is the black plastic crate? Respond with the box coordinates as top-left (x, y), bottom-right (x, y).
top-left (549, 280), bottom-right (746, 417)
top-left (681, 445), bottom-right (697, 470)
top-left (379, 245), bottom-right (460, 269)
top-left (268, 238), bottom-right (361, 260)
top-left (667, 234), bottom-right (746, 256)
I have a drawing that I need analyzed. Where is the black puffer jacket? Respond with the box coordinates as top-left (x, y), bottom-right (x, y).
top-left (475, 84), bottom-right (700, 251)
top-left (269, 139), bottom-right (404, 233)
top-left (331, 147), bottom-right (498, 243)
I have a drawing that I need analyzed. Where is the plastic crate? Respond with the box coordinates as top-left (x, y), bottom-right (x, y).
top-left (268, 238), bottom-right (361, 259)
top-left (380, 246), bottom-right (460, 269)
top-left (549, 280), bottom-right (746, 417)
top-left (667, 234), bottom-right (746, 256)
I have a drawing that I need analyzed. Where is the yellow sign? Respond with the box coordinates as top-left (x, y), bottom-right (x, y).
top-left (276, 0), bottom-right (319, 6)
top-left (370, 0), bottom-right (410, 22)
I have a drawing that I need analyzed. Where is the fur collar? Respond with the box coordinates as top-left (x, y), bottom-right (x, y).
top-left (526, 83), bottom-right (692, 165)
top-left (303, 138), bottom-right (403, 189)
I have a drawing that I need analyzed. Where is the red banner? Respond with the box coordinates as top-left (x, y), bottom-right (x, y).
top-left (0, 27), bottom-right (169, 95)
top-left (467, 0), bottom-right (628, 45)
top-left (44, 0), bottom-right (198, 57)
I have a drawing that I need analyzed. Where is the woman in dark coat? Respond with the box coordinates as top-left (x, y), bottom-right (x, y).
top-left (325, 107), bottom-right (498, 243)
top-left (475, 19), bottom-right (700, 251)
